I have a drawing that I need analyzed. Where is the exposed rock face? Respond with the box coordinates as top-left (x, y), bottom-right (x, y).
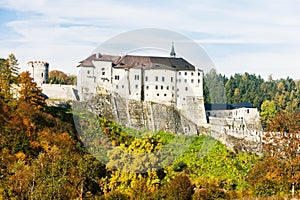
top-left (71, 92), bottom-right (264, 154)
top-left (74, 92), bottom-right (205, 135)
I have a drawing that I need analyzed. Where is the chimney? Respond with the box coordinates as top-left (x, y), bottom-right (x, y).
top-left (96, 53), bottom-right (100, 59)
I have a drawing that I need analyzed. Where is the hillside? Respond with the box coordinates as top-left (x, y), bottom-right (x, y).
top-left (1, 54), bottom-right (300, 199)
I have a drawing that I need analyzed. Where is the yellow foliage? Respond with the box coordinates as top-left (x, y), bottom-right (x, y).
top-left (30, 141), bottom-right (40, 148)
top-left (15, 152), bottom-right (26, 160)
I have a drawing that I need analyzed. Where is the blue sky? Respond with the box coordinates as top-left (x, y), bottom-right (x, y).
top-left (0, 0), bottom-right (300, 79)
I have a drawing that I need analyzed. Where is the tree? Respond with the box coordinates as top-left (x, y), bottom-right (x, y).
top-left (49, 70), bottom-right (77, 85)
top-left (260, 100), bottom-right (277, 128)
top-left (165, 173), bottom-right (194, 200)
top-left (259, 111), bottom-right (300, 197)
top-left (7, 53), bottom-right (20, 83)
top-left (264, 111), bottom-right (300, 158)
top-left (18, 71), bottom-right (45, 110)
top-left (204, 69), bottom-right (227, 104)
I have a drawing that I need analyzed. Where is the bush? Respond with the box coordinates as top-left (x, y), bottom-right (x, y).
top-left (105, 191), bottom-right (129, 200)
top-left (165, 173), bottom-right (194, 200)
top-left (192, 183), bottom-right (230, 200)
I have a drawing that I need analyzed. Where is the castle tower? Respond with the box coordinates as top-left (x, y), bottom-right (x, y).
top-left (27, 61), bottom-right (49, 85)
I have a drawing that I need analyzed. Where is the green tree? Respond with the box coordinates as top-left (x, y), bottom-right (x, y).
top-left (204, 69), bottom-right (227, 104)
top-left (260, 100), bottom-right (277, 128)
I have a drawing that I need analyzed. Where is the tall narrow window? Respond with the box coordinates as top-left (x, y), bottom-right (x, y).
top-left (115, 75), bottom-right (120, 80)
top-left (135, 75), bottom-right (139, 80)
top-left (145, 76), bottom-right (148, 81)
top-left (41, 73), bottom-right (43, 77)
top-left (155, 76), bottom-right (158, 81)
top-left (162, 76), bottom-right (165, 82)
top-left (171, 77), bottom-right (174, 82)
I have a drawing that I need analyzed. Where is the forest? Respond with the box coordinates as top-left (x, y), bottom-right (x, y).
top-left (0, 54), bottom-right (300, 199)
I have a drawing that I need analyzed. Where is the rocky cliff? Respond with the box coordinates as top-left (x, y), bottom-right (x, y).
top-left (73, 92), bottom-right (207, 135)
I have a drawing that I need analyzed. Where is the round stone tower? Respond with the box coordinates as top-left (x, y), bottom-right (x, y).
top-left (27, 61), bottom-right (49, 85)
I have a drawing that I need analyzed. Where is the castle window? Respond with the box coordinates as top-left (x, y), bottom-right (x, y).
top-left (157, 93), bottom-right (159, 96)
top-left (185, 87), bottom-right (188, 91)
top-left (179, 72), bottom-right (181, 75)
top-left (177, 88), bottom-right (179, 91)
top-left (191, 72), bottom-right (194, 76)
top-left (166, 86), bottom-right (169, 90)
top-left (198, 79), bottom-right (200, 83)
top-left (161, 86), bottom-right (163, 90)
top-left (172, 86), bottom-right (174, 90)
top-left (41, 73), bottom-right (43, 77)
top-left (101, 68), bottom-right (105, 71)
top-left (198, 72), bottom-right (201, 76)
top-left (162, 76), bottom-right (165, 82)
top-left (122, 85), bottom-right (124, 88)
top-left (87, 70), bottom-right (90, 75)
top-left (171, 77), bottom-right (174, 82)
top-left (145, 76), bottom-right (148, 81)
top-left (184, 72), bottom-right (187, 75)
top-left (183, 98), bottom-right (186, 101)
top-left (155, 85), bottom-right (158, 90)
top-left (179, 79), bottom-right (181, 83)
top-left (247, 109), bottom-right (249, 113)
top-left (102, 72), bottom-right (105, 75)
top-left (164, 94), bottom-right (167, 97)
top-left (191, 79), bottom-right (194, 83)
top-left (146, 86), bottom-right (149, 90)
top-left (184, 79), bottom-right (187, 83)
top-left (135, 85), bottom-right (138, 89)
top-left (116, 85), bottom-right (119, 89)
top-left (135, 75), bottom-right (139, 80)
top-left (115, 75), bottom-right (120, 80)
top-left (172, 94), bottom-right (174, 97)
top-left (155, 76), bottom-right (158, 81)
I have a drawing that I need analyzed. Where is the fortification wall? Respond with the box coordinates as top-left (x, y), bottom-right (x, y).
top-left (40, 84), bottom-right (78, 101)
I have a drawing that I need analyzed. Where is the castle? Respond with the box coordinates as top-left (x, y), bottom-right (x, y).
top-left (28, 48), bottom-right (262, 144)
top-left (76, 48), bottom-right (208, 127)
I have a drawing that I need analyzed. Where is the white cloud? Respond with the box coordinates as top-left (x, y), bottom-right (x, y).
top-left (0, 0), bottom-right (300, 78)
top-left (214, 50), bottom-right (300, 80)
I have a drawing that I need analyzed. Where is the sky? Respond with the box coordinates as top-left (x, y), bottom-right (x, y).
top-left (0, 0), bottom-right (300, 80)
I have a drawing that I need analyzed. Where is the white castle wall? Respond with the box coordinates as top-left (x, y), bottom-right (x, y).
top-left (41, 84), bottom-right (78, 101)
